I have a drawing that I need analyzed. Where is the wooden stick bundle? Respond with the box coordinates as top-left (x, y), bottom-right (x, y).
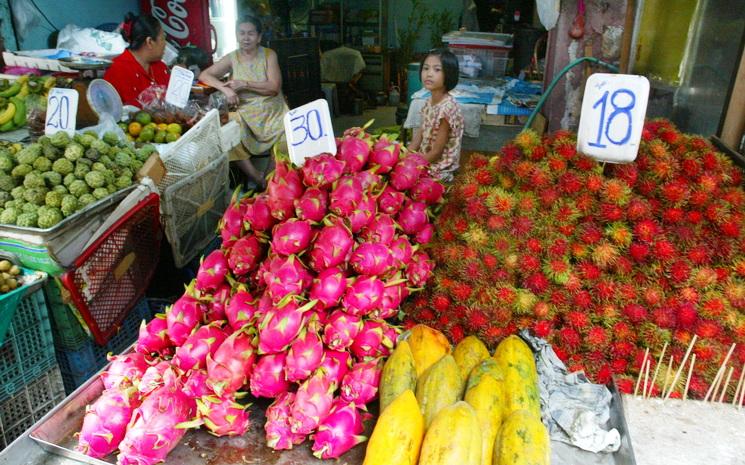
top-left (733, 363), bottom-right (745, 407)
top-left (663, 335), bottom-right (698, 401)
top-left (703, 343), bottom-right (736, 402)
top-left (683, 354), bottom-right (696, 401)
top-left (718, 366), bottom-right (735, 403)
top-left (634, 348), bottom-right (650, 396)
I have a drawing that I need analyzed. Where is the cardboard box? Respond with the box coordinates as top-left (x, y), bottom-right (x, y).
top-left (137, 153), bottom-right (166, 186)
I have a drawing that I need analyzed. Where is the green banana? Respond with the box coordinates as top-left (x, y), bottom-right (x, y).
top-left (43, 76), bottom-right (56, 90)
top-left (11, 97), bottom-right (25, 126)
top-left (0, 102), bottom-right (15, 125)
top-left (0, 119), bottom-right (15, 132)
top-left (0, 82), bottom-right (21, 98)
top-left (17, 83), bottom-right (29, 98)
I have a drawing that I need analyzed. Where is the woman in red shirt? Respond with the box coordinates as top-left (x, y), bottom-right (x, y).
top-left (104, 14), bottom-right (169, 107)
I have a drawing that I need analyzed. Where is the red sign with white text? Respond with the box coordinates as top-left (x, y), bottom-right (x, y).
top-left (140, 0), bottom-right (214, 54)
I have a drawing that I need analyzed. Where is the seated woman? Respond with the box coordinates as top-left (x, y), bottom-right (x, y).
top-left (199, 15), bottom-right (288, 189)
top-left (104, 14), bottom-right (169, 107)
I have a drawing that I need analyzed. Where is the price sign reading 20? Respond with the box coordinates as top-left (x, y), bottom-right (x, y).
top-left (44, 87), bottom-right (79, 137)
top-left (577, 74), bottom-right (649, 164)
top-left (283, 99), bottom-right (336, 167)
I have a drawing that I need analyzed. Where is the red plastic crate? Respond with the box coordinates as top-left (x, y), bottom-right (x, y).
top-left (61, 194), bottom-right (162, 346)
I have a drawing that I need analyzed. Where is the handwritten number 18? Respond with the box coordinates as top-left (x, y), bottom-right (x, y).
top-left (588, 88), bottom-right (635, 148)
top-left (290, 109), bottom-right (324, 146)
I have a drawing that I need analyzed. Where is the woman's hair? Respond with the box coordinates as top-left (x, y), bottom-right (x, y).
top-left (122, 13), bottom-right (162, 50)
top-left (420, 48), bottom-right (460, 91)
top-left (237, 15), bottom-right (263, 34)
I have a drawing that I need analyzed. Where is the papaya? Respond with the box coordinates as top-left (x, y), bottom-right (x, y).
top-left (380, 340), bottom-right (418, 412)
top-left (406, 324), bottom-right (451, 377)
top-left (363, 390), bottom-right (424, 465)
top-left (503, 366), bottom-right (541, 419)
top-left (416, 354), bottom-right (464, 428)
top-left (419, 401), bottom-right (482, 465)
top-left (453, 335), bottom-right (490, 383)
top-left (465, 374), bottom-right (504, 465)
top-left (494, 409), bottom-right (550, 465)
top-left (493, 335), bottom-right (537, 381)
top-left (467, 358), bottom-right (504, 391)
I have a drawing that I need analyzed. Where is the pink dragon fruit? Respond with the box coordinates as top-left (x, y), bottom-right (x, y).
top-left (101, 353), bottom-right (149, 391)
top-left (309, 220), bottom-right (354, 272)
top-left (138, 361), bottom-right (171, 397)
top-left (195, 394), bottom-right (250, 437)
top-left (390, 236), bottom-right (415, 269)
top-left (228, 234), bottom-right (264, 276)
top-left (338, 136), bottom-right (371, 173)
top-left (346, 194), bottom-right (377, 233)
top-left (285, 320), bottom-right (324, 382)
top-left (265, 392), bottom-right (305, 450)
top-left (368, 137), bottom-right (400, 174)
top-left (374, 278), bottom-right (409, 319)
top-left (322, 310), bottom-right (363, 350)
top-left (271, 219), bottom-right (314, 256)
top-left (355, 169), bottom-right (383, 192)
top-left (318, 349), bottom-right (352, 386)
top-left (206, 328), bottom-right (256, 396)
top-left (406, 251), bottom-right (435, 287)
top-left (290, 370), bottom-right (335, 435)
top-left (77, 387), bottom-right (138, 458)
top-left (219, 191), bottom-right (246, 247)
top-left (267, 160), bottom-right (305, 221)
top-left (166, 293), bottom-right (203, 346)
top-left (309, 266), bottom-right (348, 308)
top-left (359, 214), bottom-right (396, 245)
top-left (397, 201), bottom-right (429, 235)
top-left (377, 185), bottom-right (405, 215)
top-left (265, 255), bottom-right (313, 303)
top-left (243, 194), bottom-right (276, 232)
top-left (414, 223), bottom-right (434, 244)
top-left (301, 153), bottom-right (346, 189)
top-left (311, 399), bottom-right (367, 459)
top-left (204, 282), bottom-right (230, 323)
top-left (250, 353), bottom-right (291, 398)
top-left (257, 299), bottom-right (317, 354)
top-left (295, 187), bottom-right (329, 222)
top-left (195, 250), bottom-right (229, 291)
top-left (390, 153), bottom-right (428, 191)
top-left (329, 175), bottom-right (364, 216)
top-left (225, 286), bottom-right (258, 330)
top-left (340, 359), bottom-right (382, 404)
top-left (135, 314), bottom-right (170, 356)
top-left (410, 176), bottom-right (445, 205)
top-left (308, 308), bottom-right (330, 326)
top-left (173, 322), bottom-right (228, 372)
top-left (254, 291), bottom-right (273, 323)
top-left (350, 320), bottom-right (397, 359)
top-left (349, 243), bottom-right (394, 276)
top-left (342, 276), bottom-right (385, 316)
top-left (183, 370), bottom-right (211, 398)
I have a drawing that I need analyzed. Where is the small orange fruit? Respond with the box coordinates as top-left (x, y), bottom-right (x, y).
top-left (128, 121), bottom-right (142, 137)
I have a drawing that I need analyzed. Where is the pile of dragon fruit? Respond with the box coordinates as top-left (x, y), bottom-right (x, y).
top-left (75, 128), bottom-right (442, 464)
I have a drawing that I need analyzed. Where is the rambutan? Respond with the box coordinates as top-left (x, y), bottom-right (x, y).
top-left (694, 319), bottom-right (721, 338)
top-left (691, 267), bottom-right (719, 289)
top-left (555, 142), bottom-right (577, 160)
top-left (662, 207), bottom-right (685, 223)
top-left (611, 163), bottom-right (639, 187)
top-left (548, 238), bottom-right (569, 257)
top-left (573, 290), bottom-right (593, 308)
top-left (585, 173), bottom-right (604, 192)
top-left (605, 222), bottom-right (633, 247)
top-left (519, 254), bottom-right (541, 273)
top-left (466, 308), bottom-right (489, 331)
top-left (611, 341), bottom-right (636, 359)
top-left (591, 241), bottom-right (620, 269)
top-left (460, 182), bottom-right (479, 198)
top-left (572, 156), bottom-right (596, 171)
top-left (495, 286), bottom-right (516, 304)
top-left (676, 302), bottom-right (698, 329)
top-left (652, 307), bottom-right (677, 329)
top-left (577, 261), bottom-right (602, 280)
top-left (538, 187), bottom-right (560, 208)
top-left (432, 294), bottom-right (451, 312)
top-left (565, 310), bottom-right (590, 330)
top-left (687, 245), bottom-right (711, 265)
top-left (579, 224), bottom-right (603, 245)
top-left (559, 327), bottom-right (582, 352)
top-left (511, 216), bottom-right (534, 236)
top-left (653, 240), bottom-right (677, 262)
top-left (451, 283), bottom-right (473, 301)
top-left (449, 324), bottom-right (465, 343)
top-left (483, 253), bottom-right (498, 269)
top-left (595, 280), bottom-right (617, 301)
top-left (474, 168), bottom-right (495, 186)
top-left (633, 219), bottom-right (659, 242)
top-left (669, 260), bottom-right (692, 283)
top-left (485, 188), bottom-right (514, 213)
top-left (601, 179), bottom-right (632, 206)
top-left (533, 320), bottom-right (552, 338)
top-left (533, 301), bottom-right (551, 318)
top-left (623, 303), bottom-right (648, 324)
top-left (700, 295), bottom-right (726, 318)
top-left (544, 259), bottom-right (572, 285)
top-left (547, 155), bottom-right (567, 173)
top-left (626, 198), bottom-right (653, 221)
top-left (524, 272), bottom-right (550, 294)
top-left (679, 287), bottom-right (699, 303)
top-left (613, 321), bottom-right (635, 342)
top-left (599, 203), bottom-right (624, 223)
top-left (660, 180), bottom-right (689, 205)
top-left (513, 289), bottom-right (537, 314)
top-left (529, 166), bottom-right (552, 188)
top-left (486, 215), bottom-right (508, 231)
top-left (465, 197), bottom-right (489, 218)
top-left (586, 326), bottom-right (610, 348)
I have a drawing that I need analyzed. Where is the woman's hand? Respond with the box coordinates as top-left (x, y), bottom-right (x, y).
top-left (221, 86), bottom-right (240, 106)
top-left (225, 79), bottom-right (248, 91)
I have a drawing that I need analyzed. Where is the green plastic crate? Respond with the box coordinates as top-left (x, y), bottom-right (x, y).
top-left (45, 280), bottom-right (90, 351)
top-left (0, 270), bottom-right (46, 346)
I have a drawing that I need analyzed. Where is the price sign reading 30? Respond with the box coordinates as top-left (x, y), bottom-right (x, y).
top-left (577, 73), bottom-right (650, 163)
top-left (283, 99), bottom-right (336, 167)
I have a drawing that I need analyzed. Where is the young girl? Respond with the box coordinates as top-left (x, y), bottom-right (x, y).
top-left (408, 49), bottom-right (464, 182)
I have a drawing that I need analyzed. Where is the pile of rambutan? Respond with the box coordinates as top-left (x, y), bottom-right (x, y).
top-left (404, 119), bottom-right (745, 399)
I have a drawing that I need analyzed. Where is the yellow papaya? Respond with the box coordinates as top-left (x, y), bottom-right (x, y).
top-left (380, 340), bottom-right (418, 412)
top-left (363, 390), bottom-right (424, 465)
top-left (406, 324), bottom-right (451, 377)
top-left (503, 366), bottom-right (541, 419)
top-left (416, 354), bottom-right (464, 428)
top-left (419, 401), bottom-right (482, 465)
top-left (465, 374), bottom-right (504, 465)
top-left (493, 335), bottom-right (537, 380)
top-left (453, 335), bottom-right (490, 382)
top-left (467, 358), bottom-right (504, 391)
top-left (494, 409), bottom-right (550, 465)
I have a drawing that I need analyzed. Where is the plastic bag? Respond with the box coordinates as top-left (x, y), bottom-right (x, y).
top-left (78, 113), bottom-right (129, 145)
top-left (138, 85), bottom-right (202, 128)
top-left (56, 24), bottom-right (128, 56)
top-left (536, 0), bottom-right (561, 30)
top-left (207, 92), bottom-right (229, 125)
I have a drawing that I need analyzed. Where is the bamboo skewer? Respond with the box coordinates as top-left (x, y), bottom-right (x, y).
top-left (643, 359), bottom-right (651, 399)
top-left (704, 367), bottom-right (725, 402)
top-left (733, 364), bottom-right (745, 407)
top-left (660, 355), bottom-right (674, 398)
top-left (664, 335), bottom-right (698, 401)
top-left (718, 366), bottom-right (735, 403)
top-left (683, 354), bottom-right (696, 401)
top-left (634, 348), bottom-right (650, 396)
top-left (739, 376), bottom-right (745, 410)
top-left (648, 342), bottom-right (668, 398)
top-left (703, 343), bottom-right (736, 402)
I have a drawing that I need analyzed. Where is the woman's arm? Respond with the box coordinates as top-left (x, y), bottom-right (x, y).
top-left (228, 49), bottom-right (282, 96)
top-left (198, 56), bottom-right (239, 104)
top-left (421, 118), bottom-right (450, 164)
top-left (408, 128), bottom-right (423, 151)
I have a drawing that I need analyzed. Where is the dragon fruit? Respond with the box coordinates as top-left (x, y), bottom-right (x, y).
top-left (397, 201), bottom-right (429, 235)
top-left (195, 250), bottom-right (229, 292)
top-left (138, 361), bottom-right (171, 397)
top-left (243, 194), bottom-right (276, 232)
top-left (272, 219), bottom-right (314, 256)
top-left (204, 283), bottom-right (230, 323)
top-left (290, 370), bottom-right (335, 435)
top-left (101, 353), bottom-right (149, 391)
top-left (318, 349), bottom-right (352, 386)
top-left (410, 176), bottom-right (445, 205)
top-left (309, 266), bottom-right (348, 308)
top-left (295, 188), bottom-right (329, 222)
top-left (206, 328), bottom-right (256, 396)
top-left (343, 276), bottom-right (385, 316)
top-left (368, 137), bottom-right (400, 174)
top-left (309, 220), bottom-right (354, 271)
top-left (135, 314), bottom-right (170, 356)
top-left (338, 136), bottom-right (371, 173)
top-left (390, 153), bottom-right (428, 191)
top-left (225, 286), bottom-right (258, 330)
top-left (390, 236), bottom-right (415, 269)
top-left (173, 322), bottom-right (228, 372)
top-left (347, 194), bottom-right (377, 232)
top-left (219, 191), bottom-right (246, 247)
top-left (340, 359), bottom-right (382, 404)
top-left (265, 392), bottom-right (305, 450)
top-left (376, 280), bottom-right (409, 319)
top-left (322, 310), bottom-right (363, 350)
top-left (406, 251), bottom-right (435, 287)
top-left (77, 387), bottom-right (138, 458)
top-left (228, 234), bottom-right (264, 276)
top-left (355, 169), bottom-right (383, 192)
top-left (250, 353), bottom-right (291, 398)
top-left (166, 293), bottom-right (203, 346)
top-left (360, 214), bottom-right (396, 245)
top-left (183, 370), bottom-right (211, 399)
top-left (267, 160), bottom-right (304, 221)
top-left (195, 395), bottom-right (250, 437)
top-left (415, 223), bottom-right (434, 244)
top-left (311, 399), bottom-right (367, 459)
top-left (265, 255), bottom-right (313, 303)
top-left (257, 299), bottom-right (317, 354)
top-left (350, 319), bottom-right (397, 359)
top-left (329, 175), bottom-right (364, 216)
top-left (350, 243), bottom-right (394, 276)
top-left (285, 320), bottom-right (324, 382)
top-left (378, 185), bottom-right (406, 215)
top-left (301, 153), bottom-right (346, 189)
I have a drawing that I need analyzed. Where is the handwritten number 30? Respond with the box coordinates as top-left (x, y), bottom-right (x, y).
top-left (47, 95), bottom-right (70, 130)
top-left (588, 88), bottom-right (635, 148)
top-left (290, 109), bottom-right (324, 146)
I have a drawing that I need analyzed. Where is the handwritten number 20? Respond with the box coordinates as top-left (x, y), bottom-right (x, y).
top-left (47, 95), bottom-right (70, 130)
top-left (588, 88), bottom-right (635, 148)
top-left (290, 109), bottom-right (324, 146)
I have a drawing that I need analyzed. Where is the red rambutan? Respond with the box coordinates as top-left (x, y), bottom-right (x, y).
top-left (623, 303), bottom-right (648, 324)
top-left (676, 302), bottom-right (698, 329)
top-left (533, 320), bottom-right (552, 338)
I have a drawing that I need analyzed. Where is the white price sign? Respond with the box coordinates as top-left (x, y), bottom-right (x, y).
top-left (283, 99), bottom-right (336, 166)
top-left (44, 88), bottom-right (79, 136)
top-left (165, 66), bottom-right (194, 108)
top-left (577, 73), bottom-right (650, 163)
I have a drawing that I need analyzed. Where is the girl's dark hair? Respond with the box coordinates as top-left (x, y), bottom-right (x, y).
top-left (122, 13), bottom-right (162, 50)
top-left (237, 15), bottom-right (263, 34)
top-left (420, 48), bottom-right (460, 91)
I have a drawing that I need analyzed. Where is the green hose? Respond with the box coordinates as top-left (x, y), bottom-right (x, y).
top-left (523, 57), bottom-right (620, 131)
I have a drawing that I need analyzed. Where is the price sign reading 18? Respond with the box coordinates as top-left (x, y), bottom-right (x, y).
top-left (283, 99), bottom-right (336, 167)
top-left (44, 88), bottom-right (79, 136)
top-left (577, 73), bottom-right (649, 163)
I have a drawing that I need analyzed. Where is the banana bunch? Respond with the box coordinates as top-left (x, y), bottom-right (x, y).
top-left (0, 75), bottom-right (56, 133)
